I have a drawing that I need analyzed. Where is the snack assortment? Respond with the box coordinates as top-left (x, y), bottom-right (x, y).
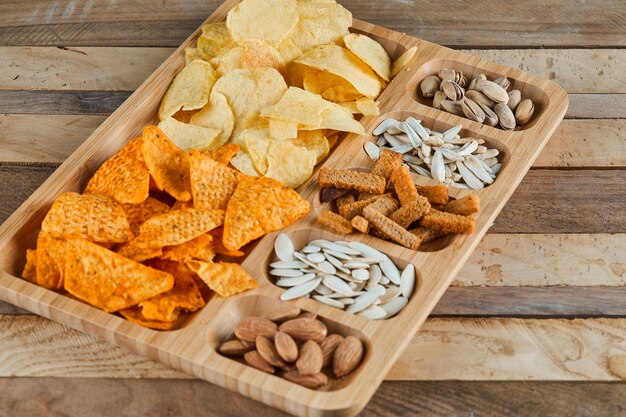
top-left (156, 0), bottom-right (415, 189)
top-left (367, 118), bottom-right (501, 189)
top-left (271, 235), bottom-right (415, 319)
top-left (219, 305), bottom-right (365, 389)
top-left (419, 68), bottom-right (536, 130)
top-left (22, 126), bottom-right (310, 329)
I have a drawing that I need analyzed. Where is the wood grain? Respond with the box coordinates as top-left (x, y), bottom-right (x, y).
top-left (2, 116), bottom-right (624, 167)
top-left (1, 0), bottom-right (625, 47)
top-left (1, 315), bottom-right (625, 381)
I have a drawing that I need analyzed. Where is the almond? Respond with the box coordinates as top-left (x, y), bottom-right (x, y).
top-left (261, 304), bottom-right (301, 322)
top-left (297, 311), bottom-right (317, 320)
top-left (244, 350), bottom-right (274, 374)
top-left (283, 371), bottom-right (328, 390)
top-left (274, 331), bottom-right (298, 362)
top-left (256, 335), bottom-right (286, 367)
top-left (319, 334), bottom-right (344, 367)
top-left (279, 318), bottom-right (327, 342)
top-left (296, 340), bottom-right (323, 375)
top-left (234, 317), bottom-right (277, 342)
top-left (333, 336), bottom-right (364, 377)
top-left (218, 339), bottom-right (254, 356)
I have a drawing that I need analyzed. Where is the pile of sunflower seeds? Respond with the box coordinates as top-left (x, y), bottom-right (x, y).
top-left (364, 117), bottom-right (501, 189)
top-left (271, 234), bottom-right (415, 320)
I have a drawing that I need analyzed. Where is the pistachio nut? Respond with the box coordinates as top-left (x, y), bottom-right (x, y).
top-left (479, 103), bottom-right (499, 127)
top-left (494, 103), bottom-right (516, 130)
top-left (467, 74), bottom-right (487, 90)
top-left (477, 80), bottom-right (509, 104)
top-left (442, 80), bottom-right (465, 101)
top-left (515, 99), bottom-right (535, 125)
top-left (507, 89), bottom-right (522, 111)
top-left (465, 89), bottom-right (496, 108)
top-left (493, 76), bottom-right (511, 91)
top-left (420, 75), bottom-right (441, 98)
top-left (441, 99), bottom-right (464, 117)
top-left (455, 71), bottom-right (467, 88)
top-left (461, 98), bottom-right (486, 123)
top-left (438, 68), bottom-right (456, 82)
top-left (432, 90), bottom-right (446, 109)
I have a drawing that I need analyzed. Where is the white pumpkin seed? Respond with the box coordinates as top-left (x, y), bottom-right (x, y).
top-left (306, 252), bottom-right (326, 263)
top-left (367, 265), bottom-right (382, 289)
top-left (274, 233), bottom-right (294, 262)
top-left (301, 245), bottom-right (321, 253)
top-left (348, 242), bottom-right (388, 260)
top-left (313, 295), bottom-right (345, 309)
top-left (275, 273), bottom-right (317, 287)
top-left (400, 264), bottom-right (416, 298)
top-left (364, 142), bottom-right (381, 160)
top-left (358, 306), bottom-right (387, 320)
top-left (270, 268), bottom-right (304, 277)
top-left (381, 296), bottom-right (409, 318)
top-left (351, 269), bottom-right (370, 281)
top-left (280, 278), bottom-right (322, 301)
top-left (323, 275), bottom-right (354, 296)
top-left (373, 118), bottom-right (397, 135)
top-left (315, 283), bottom-right (333, 295)
top-left (320, 241), bottom-right (360, 255)
top-left (270, 260), bottom-right (307, 269)
top-left (380, 286), bottom-right (402, 303)
top-left (317, 261), bottom-right (336, 275)
top-left (380, 259), bottom-right (401, 285)
top-left (344, 261), bottom-right (369, 269)
top-left (346, 286), bottom-right (385, 314)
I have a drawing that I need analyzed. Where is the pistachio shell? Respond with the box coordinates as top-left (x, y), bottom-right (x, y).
top-left (493, 76), bottom-right (511, 91)
top-left (465, 90), bottom-right (496, 108)
top-left (479, 102), bottom-right (499, 127)
top-left (467, 73), bottom-right (486, 90)
top-left (420, 75), bottom-right (441, 98)
top-left (461, 98), bottom-right (486, 123)
top-left (438, 68), bottom-right (456, 82)
top-left (432, 90), bottom-right (446, 109)
top-left (440, 99), bottom-right (464, 117)
top-left (507, 90), bottom-right (522, 111)
top-left (441, 80), bottom-right (464, 101)
top-left (515, 99), bottom-right (535, 125)
top-left (477, 80), bottom-right (509, 104)
top-left (494, 103), bottom-right (516, 130)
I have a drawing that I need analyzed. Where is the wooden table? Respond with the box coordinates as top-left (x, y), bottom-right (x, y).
top-left (1, 1), bottom-right (625, 415)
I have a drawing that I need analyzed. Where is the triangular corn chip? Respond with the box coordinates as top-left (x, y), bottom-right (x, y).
top-left (187, 260), bottom-right (257, 297)
top-left (122, 197), bottom-right (170, 236)
top-left (189, 150), bottom-right (239, 210)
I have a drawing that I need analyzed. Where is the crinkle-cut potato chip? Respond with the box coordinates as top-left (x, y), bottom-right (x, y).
top-left (138, 259), bottom-right (205, 322)
top-left (265, 140), bottom-right (317, 188)
top-left (202, 143), bottom-right (240, 166)
top-left (291, 130), bottom-right (329, 162)
top-left (391, 46), bottom-right (417, 78)
top-left (117, 241), bottom-right (163, 262)
top-left (41, 192), bottom-right (132, 243)
top-left (268, 118), bottom-right (298, 140)
top-left (187, 260), bottom-right (257, 298)
top-left (198, 22), bottom-right (237, 60)
top-left (185, 47), bottom-right (201, 63)
top-left (291, 0), bottom-right (352, 52)
top-left (301, 69), bottom-right (362, 103)
top-left (141, 126), bottom-right (192, 202)
top-left (208, 228), bottom-right (245, 257)
top-left (223, 175), bottom-right (310, 250)
top-left (22, 249), bottom-right (38, 283)
top-left (229, 151), bottom-right (260, 176)
top-left (212, 41), bottom-right (286, 77)
top-left (343, 33), bottom-right (391, 82)
top-left (212, 68), bottom-right (287, 136)
top-left (158, 59), bottom-right (216, 121)
top-left (226, 0), bottom-right (298, 46)
top-left (122, 197), bottom-right (170, 236)
top-left (134, 208), bottom-right (224, 249)
top-left (84, 137), bottom-right (150, 205)
top-left (189, 150), bottom-right (239, 210)
top-left (64, 238), bottom-right (174, 313)
top-left (243, 130), bottom-right (272, 174)
top-left (295, 45), bottom-right (381, 98)
top-left (119, 307), bottom-right (178, 330)
top-left (161, 233), bottom-right (215, 263)
top-left (157, 117), bottom-right (221, 152)
top-left (190, 92), bottom-right (235, 147)
top-left (277, 38), bottom-right (302, 64)
top-left (356, 97), bottom-right (380, 116)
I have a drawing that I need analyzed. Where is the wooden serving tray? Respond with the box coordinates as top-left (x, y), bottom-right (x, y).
top-left (0, 1), bottom-right (568, 416)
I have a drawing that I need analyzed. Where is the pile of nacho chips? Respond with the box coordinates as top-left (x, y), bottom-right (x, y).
top-left (156, 0), bottom-right (413, 188)
top-left (23, 126), bottom-right (310, 330)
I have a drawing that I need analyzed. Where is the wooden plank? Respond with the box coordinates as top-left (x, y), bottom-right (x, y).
top-left (1, 0), bottom-right (625, 48)
top-left (0, 378), bottom-right (624, 417)
top-left (2, 48), bottom-right (624, 94)
top-left (568, 94), bottom-right (626, 119)
top-left (0, 315), bottom-right (625, 381)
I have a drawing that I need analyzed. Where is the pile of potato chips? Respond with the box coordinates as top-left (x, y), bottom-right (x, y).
top-left (156, 0), bottom-right (414, 189)
top-left (23, 126), bottom-right (310, 330)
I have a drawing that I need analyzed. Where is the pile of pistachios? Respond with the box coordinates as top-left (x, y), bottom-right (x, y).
top-left (419, 68), bottom-right (535, 130)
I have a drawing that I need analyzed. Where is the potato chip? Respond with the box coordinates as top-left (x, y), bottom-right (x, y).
top-left (172, 109), bottom-right (199, 123)
top-left (208, 228), bottom-right (245, 257)
top-left (229, 151), bottom-right (260, 176)
top-left (64, 238), bottom-right (174, 313)
top-left (226, 0), bottom-right (298, 46)
top-left (291, 0), bottom-right (352, 52)
top-left (265, 140), bottom-right (317, 188)
top-left (187, 260), bottom-right (257, 298)
top-left (134, 208), bottom-right (224, 249)
top-left (338, 101), bottom-right (359, 114)
top-left (84, 137), bottom-right (150, 204)
top-left (291, 130), bottom-right (329, 162)
top-left (41, 192), bottom-right (132, 243)
top-left (212, 41), bottom-right (286, 77)
top-left (295, 45), bottom-right (381, 98)
top-left (22, 249), bottom-right (38, 283)
top-left (356, 97), bottom-right (380, 116)
top-left (197, 22), bottom-right (237, 60)
top-left (158, 59), bottom-right (217, 121)
top-left (391, 46), bottom-right (417, 78)
top-left (343, 33), bottom-right (391, 81)
top-left (277, 38), bottom-right (303, 64)
top-left (119, 307), bottom-right (178, 330)
top-left (212, 68), bottom-right (287, 136)
top-left (157, 117), bottom-right (221, 152)
top-left (161, 233), bottom-right (215, 263)
top-left (189, 150), bottom-right (239, 210)
top-left (223, 176), bottom-right (310, 250)
top-left (202, 143), bottom-right (240, 165)
top-left (141, 126), bottom-right (192, 202)
top-left (116, 241), bottom-right (163, 262)
top-left (184, 47), bottom-right (201, 63)
top-left (122, 197), bottom-right (170, 236)
top-left (138, 259), bottom-right (205, 322)
top-left (190, 92), bottom-right (235, 147)
top-left (243, 130), bottom-right (272, 174)
top-left (34, 235), bottom-right (67, 289)
top-left (268, 118), bottom-right (298, 140)
top-left (301, 69), bottom-right (362, 102)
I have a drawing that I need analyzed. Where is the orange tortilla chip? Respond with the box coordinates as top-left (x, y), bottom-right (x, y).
top-left (134, 208), bottom-right (224, 249)
top-left (208, 228), bottom-right (245, 257)
top-left (138, 260), bottom-right (205, 322)
top-left (22, 249), bottom-right (38, 283)
top-left (141, 126), bottom-right (192, 202)
top-left (161, 233), bottom-right (215, 262)
top-left (187, 260), bottom-right (257, 297)
top-left (64, 239), bottom-right (174, 313)
top-left (122, 197), bottom-right (170, 235)
top-left (172, 200), bottom-right (194, 210)
top-left (116, 241), bottom-right (163, 262)
top-left (84, 137), bottom-right (150, 204)
top-left (189, 150), bottom-right (239, 210)
top-left (119, 307), bottom-right (178, 330)
top-left (34, 235), bottom-right (68, 289)
top-left (202, 144), bottom-right (240, 165)
top-left (41, 192), bottom-right (132, 243)
top-left (223, 176), bottom-right (310, 250)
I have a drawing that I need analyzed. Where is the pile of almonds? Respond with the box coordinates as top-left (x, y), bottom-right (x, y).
top-left (420, 68), bottom-right (535, 130)
top-left (219, 305), bottom-right (364, 389)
